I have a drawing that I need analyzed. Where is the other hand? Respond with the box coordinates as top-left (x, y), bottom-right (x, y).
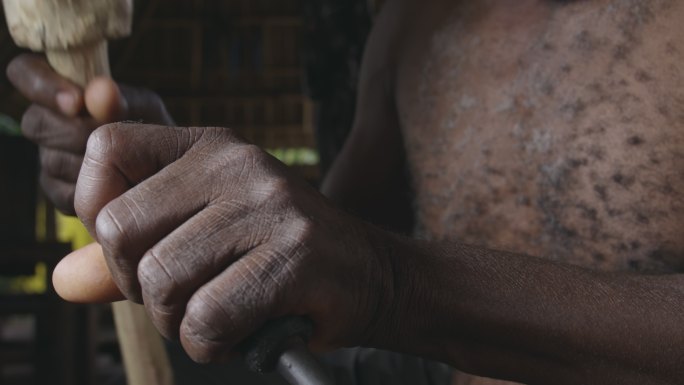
top-left (6, 54), bottom-right (174, 214)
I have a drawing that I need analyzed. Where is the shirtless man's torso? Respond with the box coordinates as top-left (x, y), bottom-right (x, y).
top-left (325, 0), bottom-right (684, 383)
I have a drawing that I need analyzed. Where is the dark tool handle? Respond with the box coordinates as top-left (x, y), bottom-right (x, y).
top-left (242, 316), bottom-right (336, 385)
top-left (242, 316), bottom-right (314, 373)
top-left (277, 339), bottom-right (335, 385)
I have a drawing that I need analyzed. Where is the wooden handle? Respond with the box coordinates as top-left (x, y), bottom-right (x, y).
top-left (113, 302), bottom-right (175, 385)
top-left (46, 43), bottom-right (174, 385)
top-left (54, 246), bottom-right (173, 385)
top-left (46, 40), bottom-right (111, 88)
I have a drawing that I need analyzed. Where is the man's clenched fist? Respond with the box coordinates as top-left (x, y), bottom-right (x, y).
top-left (74, 123), bottom-right (400, 363)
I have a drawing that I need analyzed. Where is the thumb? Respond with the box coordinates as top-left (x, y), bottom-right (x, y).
top-left (84, 77), bottom-right (129, 123)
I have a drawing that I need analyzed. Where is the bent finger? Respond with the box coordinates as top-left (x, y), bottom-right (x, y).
top-left (22, 104), bottom-right (94, 153)
top-left (139, 202), bottom-right (268, 339)
top-left (7, 54), bottom-right (83, 117)
top-left (40, 173), bottom-right (76, 216)
top-left (92, 143), bottom-right (232, 302)
top-left (179, 246), bottom-right (299, 364)
top-left (75, 124), bottom-right (230, 235)
top-left (40, 147), bottom-right (83, 183)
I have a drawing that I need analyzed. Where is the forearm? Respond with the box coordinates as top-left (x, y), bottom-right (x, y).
top-left (372, 235), bottom-right (684, 385)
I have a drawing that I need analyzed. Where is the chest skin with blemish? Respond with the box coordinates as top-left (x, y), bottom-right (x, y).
top-left (395, 0), bottom-right (684, 274)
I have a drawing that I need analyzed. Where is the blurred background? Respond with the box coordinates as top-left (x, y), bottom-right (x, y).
top-left (0, 0), bottom-right (383, 384)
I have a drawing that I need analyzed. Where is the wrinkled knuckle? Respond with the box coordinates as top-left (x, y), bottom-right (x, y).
top-left (221, 143), bottom-right (267, 182)
top-left (88, 122), bottom-right (132, 158)
top-left (261, 176), bottom-right (291, 205)
top-left (185, 294), bottom-right (222, 334)
top-left (292, 217), bottom-right (316, 243)
top-left (95, 206), bottom-right (128, 256)
top-left (138, 251), bottom-right (178, 306)
top-left (141, 275), bottom-right (182, 340)
top-left (242, 259), bottom-right (284, 297)
top-left (235, 143), bottom-right (264, 163)
top-left (181, 298), bottom-right (228, 363)
top-left (86, 124), bottom-right (117, 161)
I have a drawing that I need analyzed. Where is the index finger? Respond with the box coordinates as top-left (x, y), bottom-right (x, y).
top-left (7, 54), bottom-right (84, 117)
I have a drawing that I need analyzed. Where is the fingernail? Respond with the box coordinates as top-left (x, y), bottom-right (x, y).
top-left (57, 92), bottom-right (78, 116)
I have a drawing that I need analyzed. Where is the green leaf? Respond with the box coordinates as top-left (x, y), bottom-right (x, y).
top-left (0, 114), bottom-right (21, 136)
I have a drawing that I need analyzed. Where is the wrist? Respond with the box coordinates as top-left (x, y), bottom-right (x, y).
top-left (362, 231), bottom-right (462, 361)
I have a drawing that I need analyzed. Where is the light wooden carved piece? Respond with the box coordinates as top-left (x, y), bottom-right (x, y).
top-left (3, 0), bottom-right (131, 87)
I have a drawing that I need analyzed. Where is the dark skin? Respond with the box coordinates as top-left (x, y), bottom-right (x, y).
top-left (7, 0), bottom-right (684, 383)
top-left (6, 54), bottom-right (174, 215)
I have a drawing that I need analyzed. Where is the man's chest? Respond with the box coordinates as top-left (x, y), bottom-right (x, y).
top-left (395, 0), bottom-right (684, 271)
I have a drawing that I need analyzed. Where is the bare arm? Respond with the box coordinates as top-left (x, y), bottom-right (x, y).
top-left (378, 236), bottom-right (684, 385)
top-left (321, 0), bottom-right (413, 233)
top-left (60, 118), bottom-right (684, 385)
top-left (329, 3), bottom-right (684, 381)
top-left (64, 122), bottom-right (683, 385)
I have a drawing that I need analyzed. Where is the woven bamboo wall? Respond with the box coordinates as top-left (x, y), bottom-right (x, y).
top-left (0, 0), bottom-right (316, 170)
top-left (111, 0), bottom-right (314, 150)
